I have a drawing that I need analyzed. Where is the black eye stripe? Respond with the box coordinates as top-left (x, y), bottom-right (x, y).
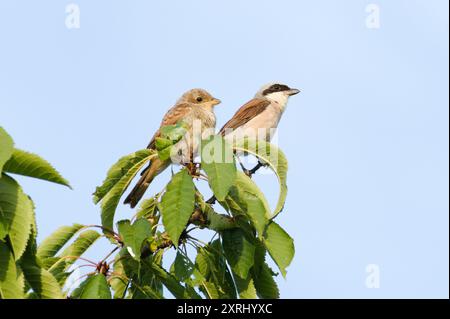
top-left (262, 84), bottom-right (290, 96)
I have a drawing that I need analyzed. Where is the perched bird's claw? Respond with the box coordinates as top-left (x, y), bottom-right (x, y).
top-left (184, 162), bottom-right (200, 177)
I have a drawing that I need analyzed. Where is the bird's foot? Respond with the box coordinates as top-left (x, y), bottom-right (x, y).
top-left (185, 162), bottom-right (200, 176)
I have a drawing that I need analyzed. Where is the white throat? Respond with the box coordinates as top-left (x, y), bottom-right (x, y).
top-left (266, 92), bottom-right (289, 109)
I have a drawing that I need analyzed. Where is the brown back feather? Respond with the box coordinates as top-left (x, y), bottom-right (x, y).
top-left (219, 98), bottom-right (270, 135)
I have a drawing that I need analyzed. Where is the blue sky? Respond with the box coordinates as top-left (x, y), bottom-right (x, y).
top-left (0, 1), bottom-right (448, 298)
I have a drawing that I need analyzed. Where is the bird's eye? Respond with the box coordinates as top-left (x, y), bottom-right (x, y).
top-left (274, 86), bottom-right (280, 90)
top-left (196, 97), bottom-right (203, 102)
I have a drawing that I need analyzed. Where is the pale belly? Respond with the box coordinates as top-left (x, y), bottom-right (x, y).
top-left (224, 106), bottom-right (281, 143)
top-left (170, 111), bottom-right (216, 164)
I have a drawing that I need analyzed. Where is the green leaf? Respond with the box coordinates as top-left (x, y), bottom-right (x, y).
top-left (135, 196), bottom-right (159, 220)
top-left (130, 280), bottom-right (164, 299)
top-left (156, 124), bottom-right (187, 161)
top-left (0, 127), bottom-right (14, 173)
top-left (71, 274), bottom-right (111, 299)
top-left (100, 152), bottom-right (157, 233)
top-left (0, 240), bottom-right (23, 299)
top-left (117, 218), bottom-right (151, 260)
top-left (253, 262), bottom-right (279, 299)
top-left (251, 243), bottom-right (279, 298)
top-left (16, 222), bottom-right (64, 299)
top-left (172, 251), bottom-right (194, 281)
top-left (263, 221), bottom-right (294, 278)
top-left (155, 138), bottom-right (174, 161)
top-left (3, 149), bottom-right (71, 188)
top-left (221, 172), bottom-right (269, 237)
top-left (48, 230), bottom-right (101, 285)
top-left (59, 230), bottom-right (101, 260)
top-left (0, 207), bottom-right (7, 239)
top-left (222, 228), bottom-right (255, 279)
top-left (119, 249), bottom-right (165, 299)
top-left (110, 256), bottom-right (128, 299)
top-left (159, 169), bottom-right (195, 246)
top-left (145, 259), bottom-right (200, 299)
top-left (20, 265), bottom-right (64, 299)
top-left (93, 149), bottom-right (155, 204)
top-left (201, 136), bottom-right (237, 201)
top-left (234, 139), bottom-right (288, 218)
top-left (195, 241), bottom-right (237, 299)
top-left (0, 174), bottom-right (33, 260)
top-left (160, 124), bottom-right (188, 141)
top-left (37, 224), bottom-right (84, 260)
top-left (233, 273), bottom-right (257, 299)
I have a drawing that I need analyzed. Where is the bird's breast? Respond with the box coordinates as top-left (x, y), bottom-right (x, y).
top-left (225, 104), bottom-right (282, 142)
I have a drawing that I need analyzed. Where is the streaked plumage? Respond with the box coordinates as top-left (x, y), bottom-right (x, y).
top-left (124, 89), bottom-right (220, 208)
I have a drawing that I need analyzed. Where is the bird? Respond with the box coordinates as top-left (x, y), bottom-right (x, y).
top-left (219, 83), bottom-right (300, 173)
top-left (124, 88), bottom-right (221, 208)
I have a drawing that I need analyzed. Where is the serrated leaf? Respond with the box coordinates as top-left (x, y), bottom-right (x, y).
top-left (135, 196), bottom-right (159, 220)
top-left (110, 256), bottom-right (128, 299)
top-left (20, 264), bottom-right (64, 299)
top-left (0, 127), bottom-right (14, 173)
top-left (130, 283), bottom-right (164, 299)
top-left (195, 240), bottom-right (237, 299)
top-left (222, 228), bottom-right (255, 279)
top-left (155, 138), bottom-right (174, 161)
top-left (263, 221), bottom-right (294, 278)
top-left (3, 149), bottom-right (71, 188)
top-left (145, 259), bottom-right (200, 299)
top-left (156, 124), bottom-right (187, 161)
top-left (117, 218), bottom-right (151, 260)
top-left (0, 206), bottom-right (7, 239)
top-left (201, 135), bottom-right (237, 201)
top-left (48, 230), bottom-right (101, 285)
top-left (172, 251), bottom-right (194, 281)
top-left (200, 282), bottom-right (220, 299)
top-left (59, 230), bottom-right (101, 260)
top-left (71, 274), bottom-right (111, 299)
top-left (17, 221), bottom-right (63, 299)
top-left (93, 149), bottom-right (155, 204)
top-left (160, 124), bottom-right (188, 141)
top-left (37, 224), bottom-right (84, 260)
top-left (233, 273), bottom-right (257, 299)
top-left (253, 262), bottom-right (279, 299)
top-left (0, 174), bottom-right (33, 260)
top-left (0, 240), bottom-right (23, 299)
top-left (221, 172), bottom-right (269, 237)
top-left (100, 152), bottom-right (156, 233)
top-left (160, 169), bottom-right (195, 246)
top-left (234, 139), bottom-right (288, 218)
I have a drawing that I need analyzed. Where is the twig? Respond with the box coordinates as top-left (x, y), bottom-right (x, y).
top-left (206, 160), bottom-right (265, 204)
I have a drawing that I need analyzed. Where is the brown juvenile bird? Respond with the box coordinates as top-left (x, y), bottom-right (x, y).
top-left (124, 89), bottom-right (221, 208)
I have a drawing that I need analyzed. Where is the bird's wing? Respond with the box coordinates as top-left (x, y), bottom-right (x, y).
top-left (219, 98), bottom-right (271, 135)
top-left (147, 103), bottom-right (193, 149)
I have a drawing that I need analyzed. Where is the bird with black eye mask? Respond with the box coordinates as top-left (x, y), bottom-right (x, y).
top-left (219, 83), bottom-right (300, 175)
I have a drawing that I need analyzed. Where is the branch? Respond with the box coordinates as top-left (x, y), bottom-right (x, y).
top-left (206, 161), bottom-right (265, 205)
top-left (190, 207), bottom-right (238, 231)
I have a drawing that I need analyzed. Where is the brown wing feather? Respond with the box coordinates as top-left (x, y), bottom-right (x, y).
top-left (219, 98), bottom-right (270, 135)
top-left (146, 103), bottom-right (193, 149)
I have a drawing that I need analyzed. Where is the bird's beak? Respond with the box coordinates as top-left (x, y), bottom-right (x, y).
top-left (211, 98), bottom-right (221, 106)
top-left (287, 88), bottom-right (301, 96)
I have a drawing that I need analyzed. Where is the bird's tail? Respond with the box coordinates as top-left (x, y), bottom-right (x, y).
top-left (124, 157), bottom-right (168, 208)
